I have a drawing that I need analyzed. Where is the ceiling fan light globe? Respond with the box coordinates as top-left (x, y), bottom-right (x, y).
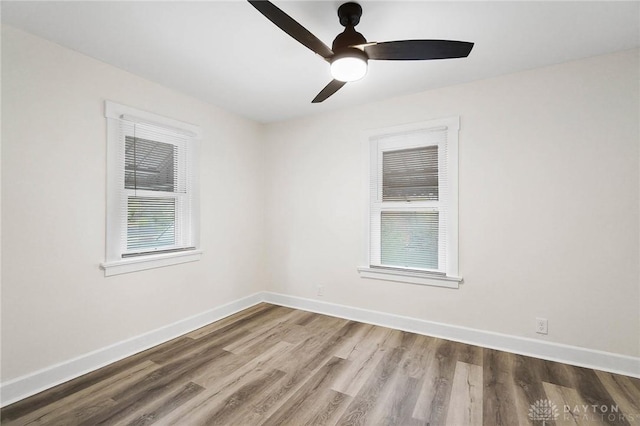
top-left (330, 55), bottom-right (368, 82)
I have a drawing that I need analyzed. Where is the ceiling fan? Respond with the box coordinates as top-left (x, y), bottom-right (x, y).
top-left (248, 1), bottom-right (474, 103)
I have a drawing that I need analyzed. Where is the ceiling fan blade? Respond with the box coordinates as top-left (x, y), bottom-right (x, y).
top-left (364, 40), bottom-right (474, 61)
top-left (248, 1), bottom-right (333, 60)
top-left (312, 80), bottom-right (347, 103)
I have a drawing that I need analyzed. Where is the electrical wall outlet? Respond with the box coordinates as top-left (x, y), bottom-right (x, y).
top-left (536, 317), bottom-right (548, 335)
top-left (317, 285), bottom-right (324, 296)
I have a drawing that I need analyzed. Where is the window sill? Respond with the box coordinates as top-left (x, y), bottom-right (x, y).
top-left (101, 250), bottom-right (203, 277)
top-left (357, 266), bottom-right (462, 289)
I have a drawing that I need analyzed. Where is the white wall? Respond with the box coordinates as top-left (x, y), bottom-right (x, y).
top-left (263, 49), bottom-right (640, 358)
top-left (1, 26), bottom-right (266, 381)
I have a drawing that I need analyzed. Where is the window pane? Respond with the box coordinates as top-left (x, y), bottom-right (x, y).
top-left (125, 136), bottom-right (176, 192)
top-left (127, 197), bottom-right (175, 251)
top-left (383, 146), bottom-right (438, 201)
top-left (381, 211), bottom-right (438, 269)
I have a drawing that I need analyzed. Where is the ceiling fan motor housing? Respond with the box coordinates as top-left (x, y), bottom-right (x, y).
top-left (330, 26), bottom-right (368, 82)
top-left (332, 26), bottom-right (367, 52)
top-left (333, 2), bottom-right (367, 55)
top-left (331, 2), bottom-right (368, 82)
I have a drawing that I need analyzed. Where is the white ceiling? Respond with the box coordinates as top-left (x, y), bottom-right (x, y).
top-left (2, 1), bottom-right (639, 123)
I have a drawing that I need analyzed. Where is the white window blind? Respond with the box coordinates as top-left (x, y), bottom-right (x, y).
top-left (116, 119), bottom-right (195, 257)
top-left (370, 127), bottom-right (450, 274)
top-left (126, 197), bottom-right (176, 252)
top-left (382, 146), bottom-right (439, 201)
top-left (125, 136), bottom-right (177, 192)
top-left (102, 101), bottom-right (201, 276)
top-left (380, 211), bottom-right (440, 270)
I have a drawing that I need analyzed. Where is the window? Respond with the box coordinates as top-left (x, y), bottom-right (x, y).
top-left (101, 101), bottom-right (202, 276)
top-left (358, 117), bottom-right (461, 288)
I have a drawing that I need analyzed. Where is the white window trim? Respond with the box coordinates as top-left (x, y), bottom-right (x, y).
top-left (100, 101), bottom-right (202, 276)
top-left (358, 117), bottom-right (462, 289)
top-left (101, 249), bottom-right (203, 277)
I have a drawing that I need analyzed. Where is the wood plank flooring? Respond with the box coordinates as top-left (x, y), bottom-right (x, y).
top-left (2, 303), bottom-right (639, 425)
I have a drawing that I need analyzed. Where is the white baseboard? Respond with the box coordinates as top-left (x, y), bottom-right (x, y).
top-left (262, 292), bottom-right (640, 379)
top-left (0, 292), bottom-right (264, 407)
top-left (3, 290), bottom-right (638, 407)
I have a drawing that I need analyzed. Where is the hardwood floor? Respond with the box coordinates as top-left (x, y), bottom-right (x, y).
top-left (2, 303), bottom-right (639, 425)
